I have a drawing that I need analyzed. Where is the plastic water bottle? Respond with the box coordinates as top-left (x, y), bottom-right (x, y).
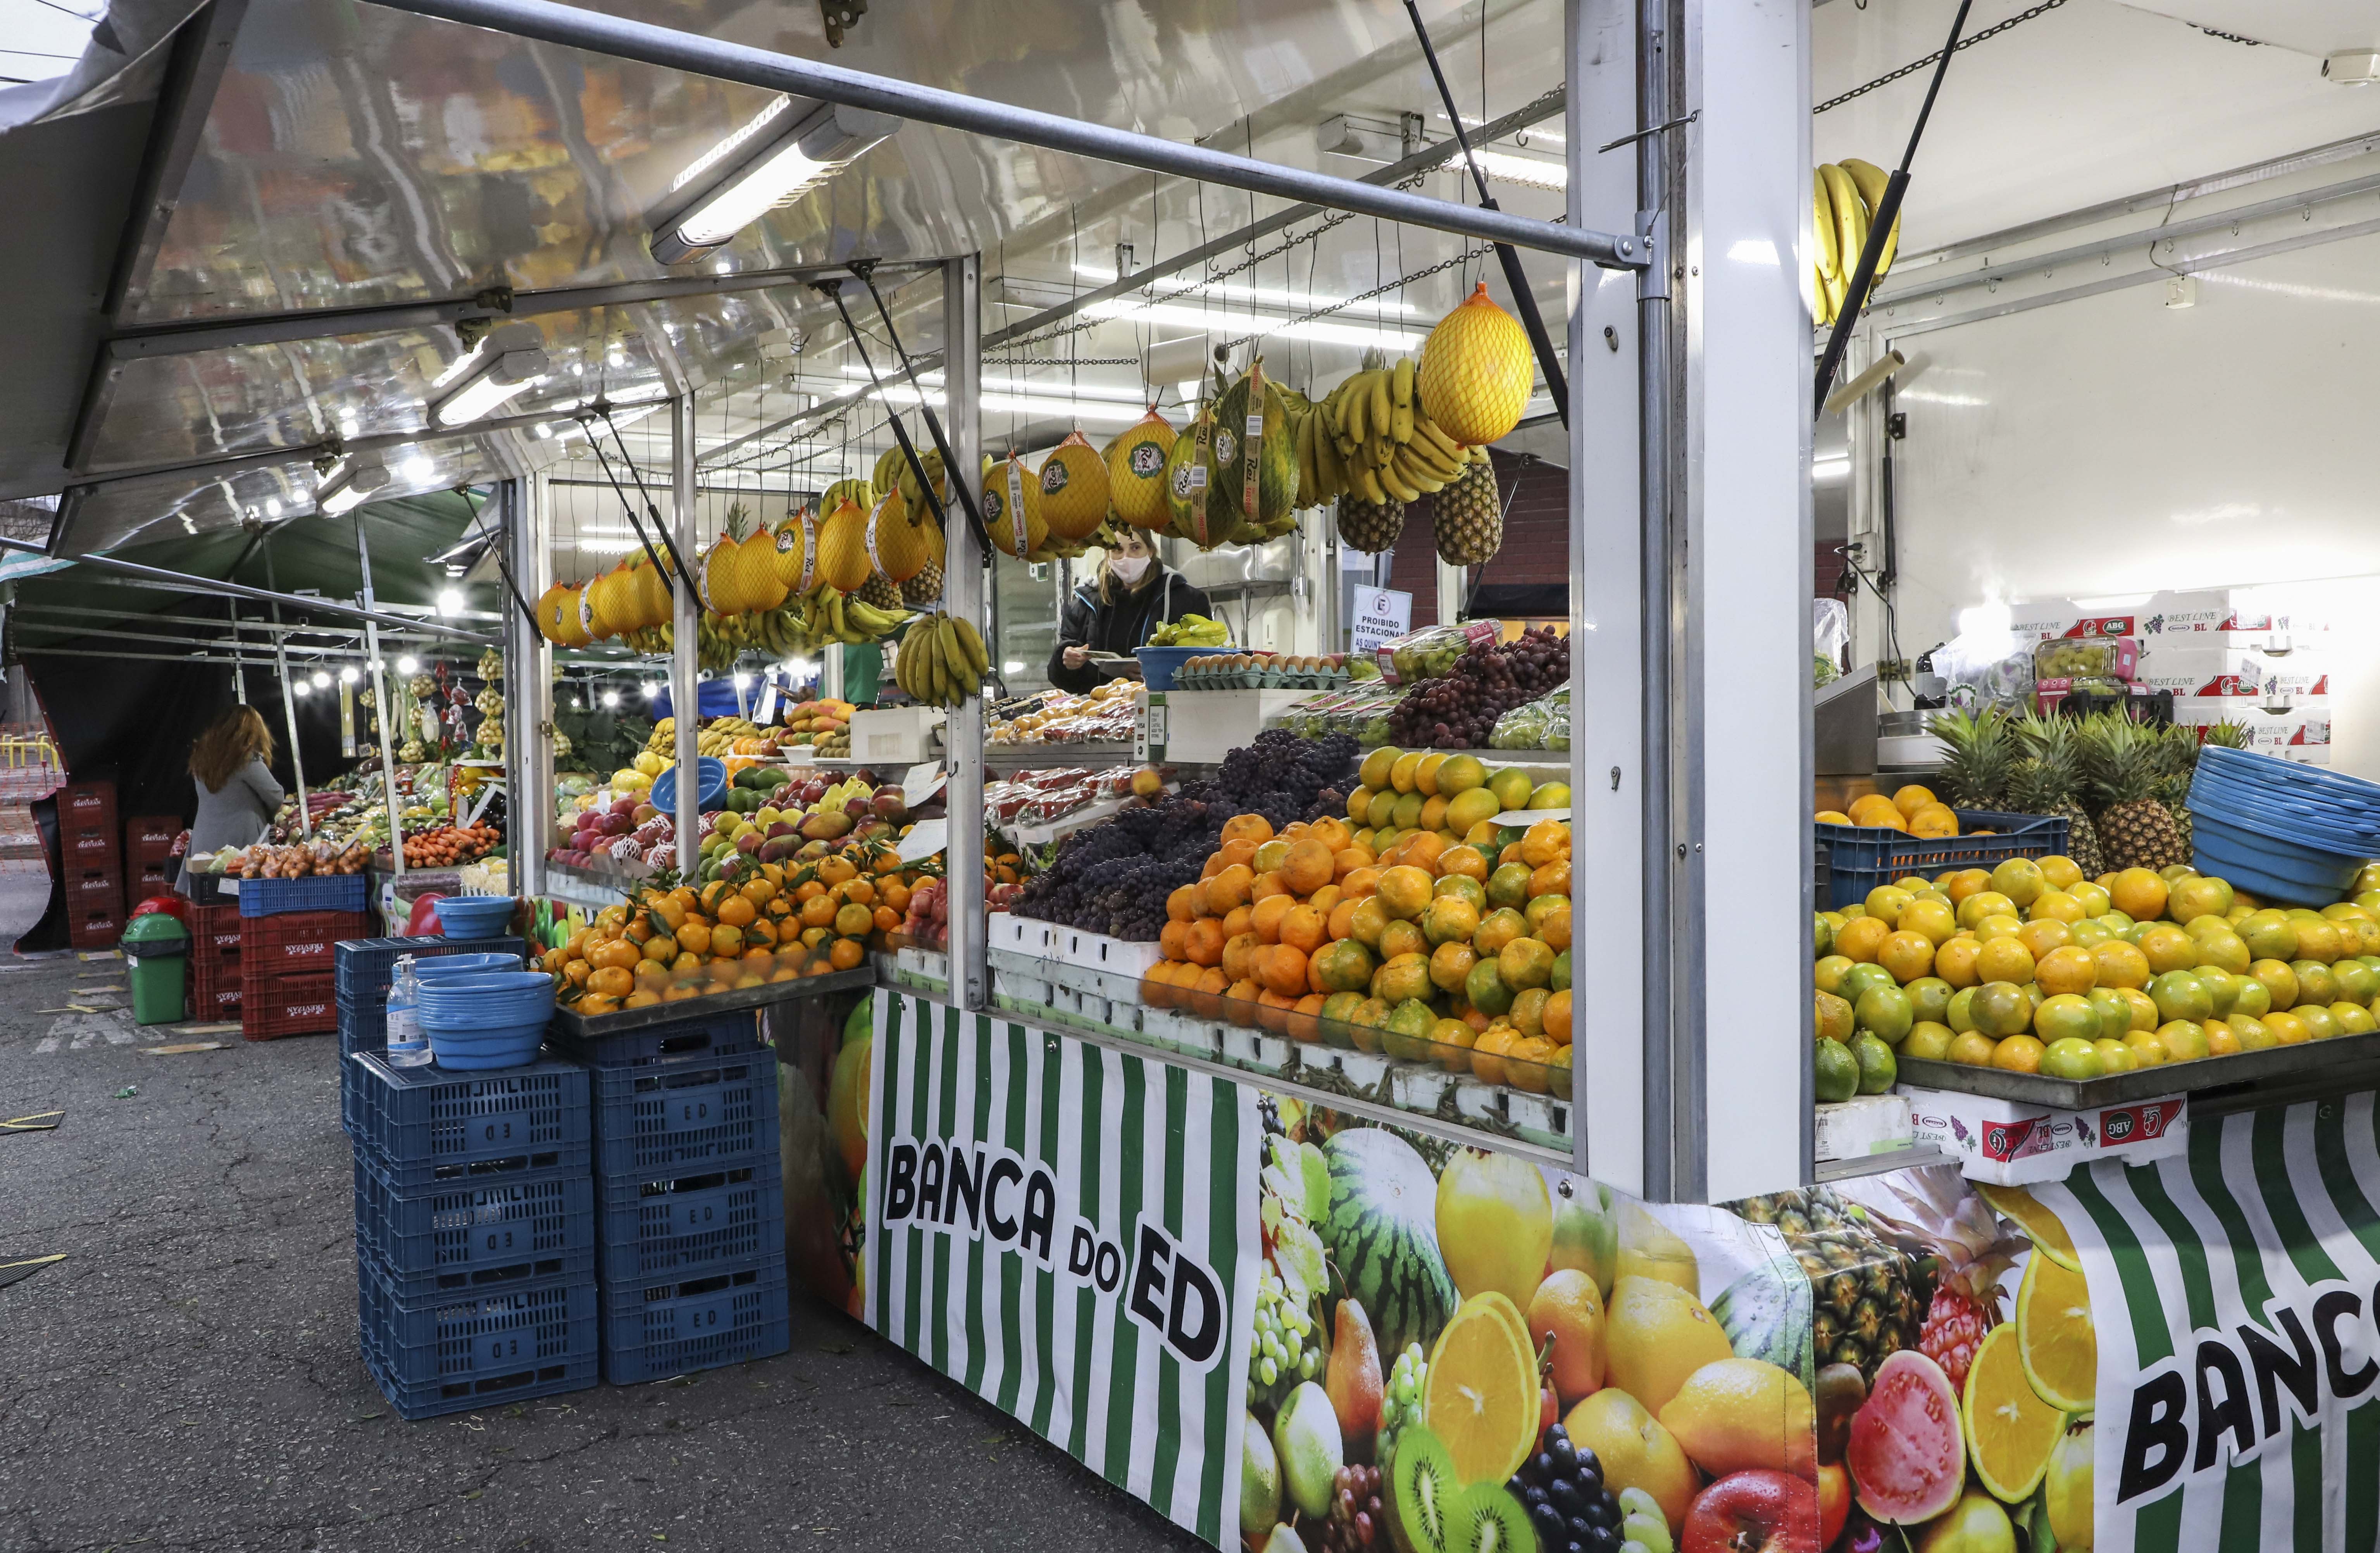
top-left (385, 955), bottom-right (430, 1067)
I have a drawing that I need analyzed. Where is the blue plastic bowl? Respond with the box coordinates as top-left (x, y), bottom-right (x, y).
top-left (431, 896), bottom-right (518, 937)
top-left (414, 954), bottom-right (523, 980)
top-left (428, 1022), bottom-right (545, 1070)
top-left (2187, 774), bottom-right (2380, 846)
top-left (1132, 645), bottom-right (1213, 692)
top-left (637, 759), bottom-right (724, 809)
top-left (2189, 810), bottom-right (2363, 905)
top-left (419, 992), bottom-right (553, 1024)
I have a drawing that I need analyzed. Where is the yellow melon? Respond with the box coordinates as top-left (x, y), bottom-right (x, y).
top-left (1418, 282), bottom-right (1534, 446)
top-left (815, 497), bottom-right (874, 593)
top-left (535, 583), bottom-right (587, 646)
top-left (726, 503), bottom-right (787, 613)
top-left (981, 454), bottom-right (1047, 560)
top-left (700, 533), bottom-right (743, 615)
top-left (1104, 409), bottom-right (1176, 530)
top-left (866, 487), bottom-right (929, 583)
top-left (1038, 429), bottom-right (1111, 542)
top-left (772, 507), bottom-right (815, 593)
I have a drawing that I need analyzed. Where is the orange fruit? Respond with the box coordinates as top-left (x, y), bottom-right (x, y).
top-left (1975, 937), bottom-right (2036, 986)
top-left (2110, 868), bottom-right (2169, 922)
top-left (1286, 992), bottom-right (1326, 1042)
top-left (1471, 1025), bottom-right (1519, 1085)
top-left (1833, 916), bottom-right (1890, 964)
top-left (1543, 988), bottom-right (1572, 1044)
top-left (1876, 930), bottom-right (1935, 983)
top-left (1220, 814), bottom-right (1274, 847)
top-left (1430, 940), bottom-right (1479, 994)
top-left (2035, 945), bottom-right (2099, 996)
top-left (2015, 919), bottom-right (2073, 960)
top-left (2092, 939), bottom-right (2151, 990)
top-left (1220, 904), bottom-right (1254, 939)
top-left (1424, 1292), bottom-right (1544, 1486)
top-left (828, 938), bottom-right (865, 970)
top-left (1207, 863), bottom-right (1255, 913)
top-left (1376, 865), bottom-right (1434, 921)
top-left (1935, 937), bottom-right (1983, 988)
top-left (2138, 924), bottom-right (2197, 975)
top-left (1528, 858), bottom-right (1572, 898)
top-left (1221, 932), bottom-right (1262, 984)
top-left (1311, 939), bottom-right (1375, 994)
top-left (834, 903), bottom-right (874, 937)
top-left (1249, 893), bottom-right (1296, 945)
top-left (1992, 1034), bottom-right (2046, 1074)
top-left (1262, 944), bottom-right (1310, 997)
top-left (1278, 904), bottom-right (1328, 955)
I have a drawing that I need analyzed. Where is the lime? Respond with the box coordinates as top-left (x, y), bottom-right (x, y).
top-left (2032, 993), bottom-right (2101, 1046)
top-left (2228, 1014), bottom-right (2274, 1050)
top-left (2230, 976), bottom-right (2272, 1018)
top-left (2193, 967), bottom-right (2240, 1018)
top-left (1946, 986), bottom-right (1978, 1033)
top-left (1903, 976), bottom-right (1953, 1025)
top-left (2334, 1001), bottom-right (2377, 1036)
top-left (1840, 963), bottom-right (1901, 1004)
top-left (1972, 982), bottom-right (2033, 1038)
top-left (2333, 959), bottom-right (2378, 1003)
top-left (1550, 949), bottom-right (1570, 993)
top-left (1815, 1038), bottom-right (1860, 1103)
top-left (1851, 1032), bottom-right (1899, 1095)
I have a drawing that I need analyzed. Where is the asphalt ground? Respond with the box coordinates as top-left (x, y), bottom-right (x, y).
top-left (0, 871), bottom-right (1208, 1553)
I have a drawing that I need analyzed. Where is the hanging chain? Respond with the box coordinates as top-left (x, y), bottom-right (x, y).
top-left (1224, 240), bottom-right (1494, 353)
top-left (1815, 0), bottom-right (2067, 114)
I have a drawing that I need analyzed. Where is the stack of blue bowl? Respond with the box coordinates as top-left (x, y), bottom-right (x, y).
top-left (416, 970), bottom-right (555, 1070)
top-left (431, 894), bottom-right (519, 938)
top-left (2186, 744), bottom-right (2380, 905)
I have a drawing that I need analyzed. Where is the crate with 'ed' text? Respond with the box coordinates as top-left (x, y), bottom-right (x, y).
top-left (598, 1254), bottom-right (788, 1384)
top-left (240, 970), bottom-right (335, 1041)
top-left (347, 1052), bottom-right (592, 1189)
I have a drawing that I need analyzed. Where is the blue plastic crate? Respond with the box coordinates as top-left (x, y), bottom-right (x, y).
top-left (591, 1051), bottom-right (779, 1178)
top-left (1814, 808), bottom-right (2068, 910)
top-left (240, 873), bottom-right (372, 918)
top-left (597, 1162), bottom-right (783, 1285)
top-left (546, 1007), bottom-right (766, 1070)
top-left (599, 1254), bottom-right (790, 1384)
top-left (348, 1051), bottom-right (591, 1188)
top-left (354, 1149), bottom-right (596, 1298)
top-left (357, 1256), bottom-right (598, 1420)
top-left (336, 935), bottom-right (528, 1007)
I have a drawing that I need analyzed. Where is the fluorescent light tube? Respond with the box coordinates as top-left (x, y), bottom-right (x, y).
top-left (651, 99), bottom-right (900, 265)
top-left (430, 323), bottom-right (551, 428)
top-left (315, 453), bottom-right (388, 516)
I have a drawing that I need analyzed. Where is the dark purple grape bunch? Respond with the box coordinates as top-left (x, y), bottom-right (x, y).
top-left (1320, 1463), bottom-right (1385, 1553)
top-left (1510, 1426), bottom-right (1624, 1553)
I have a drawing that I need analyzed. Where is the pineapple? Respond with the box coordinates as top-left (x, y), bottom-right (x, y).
top-left (2154, 721), bottom-right (2205, 855)
top-left (1928, 705), bottom-right (2010, 810)
top-left (900, 559), bottom-right (944, 606)
top-left (2078, 712), bottom-right (2190, 870)
top-left (1841, 1172), bottom-right (2028, 1393)
top-left (1336, 494), bottom-right (1407, 554)
top-left (1429, 456), bottom-right (1502, 565)
top-left (855, 571), bottom-right (903, 612)
top-left (1736, 1186), bottom-right (1926, 1383)
top-left (2009, 712), bottom-right (2106, 876)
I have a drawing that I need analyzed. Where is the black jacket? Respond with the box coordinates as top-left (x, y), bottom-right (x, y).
top-left (1046, 567), bottom-right (1214, 693)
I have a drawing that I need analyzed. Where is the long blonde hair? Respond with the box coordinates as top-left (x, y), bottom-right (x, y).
top-left (191, 706), bottom-right (274, 792)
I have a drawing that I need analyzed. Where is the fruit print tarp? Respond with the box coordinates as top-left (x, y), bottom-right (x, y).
top-left (2032, 1091), bottom-right (2380, 1553)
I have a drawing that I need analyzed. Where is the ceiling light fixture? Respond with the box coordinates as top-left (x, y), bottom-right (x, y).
top-left (436, 588), bottom-right (465, 616)
top-left (431, 322), bottom-right (551, 427)
top-left (338, 665), bottom-right (360, 684)
top-left (395, 655), bottom-right (420, 675)
top-left (292, 679), bottom-right (311, 697)
top-left (316, 453), bottom-right (389, 517)
top-left (600, 689), bottom-right (620, 708)
top-left (650, 98), bottom-right (900, 265)
top-left (310, 670), bottom-right (332, 688)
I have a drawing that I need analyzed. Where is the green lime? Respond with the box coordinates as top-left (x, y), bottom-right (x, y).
top-left (2192, 967), bottom-right (2241, 1018)
top-left (1815, 1038), bottom-right (1860, 1103)
top-left (1854, 985), bottom-right (1915, 1045)
top-left (1814, 913), bottom-right (1834, 958)
top-left (2086, 987), bottom-right (2133, 1042)
top-left (1840, 963), bottom-right (1901, 1005)
top-left (1850, 1032), bottom-right (1898, 1095)
top-left (1945, 985), bottom-right (1978, 1033)
top-left (1903, 976), bottom-right (1953, 1026)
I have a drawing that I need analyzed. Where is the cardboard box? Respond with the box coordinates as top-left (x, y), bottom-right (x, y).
top-left (1901, 1084), bottom-right (2189, 1184)
top-left (1814, 1094), bottom-right (1915, 1163)
top-left (2135, 646), bottom-right (2328, 701)
top-left (2171, 698), bottom-right (2330, 763)
top-left (2008, 590), bottom-right (2331, 650)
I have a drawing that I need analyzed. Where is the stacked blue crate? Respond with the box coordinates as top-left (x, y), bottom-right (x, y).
top-left (347, 1050), bottom-right (599, 1418)
top-left (579, 1010), bottom-right (790, 1383)
top-left (335, 936), bottom-right (526, 1135)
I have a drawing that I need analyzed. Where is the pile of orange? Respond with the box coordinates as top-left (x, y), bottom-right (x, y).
top-left (1137, 806), bottom-right (1576, 1096)
top-left (550, 847), bottom-right (916, 1015)
top-left (1815, 783), bottom-right (1961, 838)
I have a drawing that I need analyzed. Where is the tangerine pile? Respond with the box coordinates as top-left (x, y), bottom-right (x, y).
top-left (1138, 804), bottom-right (1576, 1095)
top-left (1816, 852), bottom-right (2380, 1084)
top-left (548, 846), bottom-right (916, 1016)
top-left (1815, 783), bottom-right (1966, 838)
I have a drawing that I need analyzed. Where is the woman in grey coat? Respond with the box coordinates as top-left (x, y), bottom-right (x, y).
top-left (178, 706), bottom-right (284, 892)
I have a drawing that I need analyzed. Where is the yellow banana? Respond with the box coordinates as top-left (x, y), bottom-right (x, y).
top-left (1813, 168), bottom-right (1841, 281)
top-left (1377, 459), bottom-right (1420, 503)
top-left (1390, 355), bottom-right (1414, 415)
top-left (1821, 163), bottom-right (1866, 285)
top-left (1348, 462), bottom-right (1386, 505)
top-left (1840, 157), bottom-right (1900, 277)
top-left (1368, 369), bottom-right (1392, 440)
top-left (1413, 417), bottom-right (1465, 461)
top-left (953, 616), bottom-right (989, 681)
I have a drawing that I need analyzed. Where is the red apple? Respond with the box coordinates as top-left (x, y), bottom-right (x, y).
top-left (1817, 1465), bottom-right (1849, 1549)
top-left (1683, 1471), bottom-right (1819, 1553)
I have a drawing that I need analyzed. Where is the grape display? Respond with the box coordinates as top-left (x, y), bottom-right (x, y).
top-left (1376, 1342), bottom-right (1427, 1474)
top-left (1319, 1464), bottom-right (1386, 1553)
top-left (1507, 1425), bottom-right (1631, 1553)
top-left (1385, 627), bottom-right (1569, 750)
top-left (1244, 1267), bottom-right (1319, 1410)
top-left (1011, 730), bottom-right (1357, 938)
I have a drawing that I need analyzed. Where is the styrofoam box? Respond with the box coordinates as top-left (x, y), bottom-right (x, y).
top-left (849, 707), bottom-right (944, 764)
top-left (1051, 928), bottom-right (1163, 979)
top-left (1452, 1076), bottom-right (1504, 1125)
top-left (2133, 645), bottom-right (2328, 700)
top-left (991, 968), bottom-right (1053, 1007)
top-left (1389, 1062), bottom-right (1452, 1112)
top-left (1506, 1089), bottom-right (1570, 1143)
top-left (1220, 1026), bottom-right (1291, 1073)
top-left (1141, 1009), bottom-right (1224, 1057)
top-left (988, 913), bottom-right (1051, 955)
top-left (2171, 698), bottom-right (2331, 762)
top-left (1814, 1094), bottom-right (1916, 1163)
top-left (1901, 1084), bottom-right (2187, 1185)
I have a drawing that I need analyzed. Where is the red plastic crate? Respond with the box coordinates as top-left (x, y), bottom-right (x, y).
top-left (124, 815), bottom-right (182, 863)
top-left (61, 779), bottom-right (116, 828)
top-left (65, 827), bottom-right (121, 876)
top-left (240, 910), bottom-right (370, 974)
top-left (190, 968), bottom-right (242, 1020)
top-left (241, 970), bottom-right (335, 1041)
top-left (69, 907), bottom-right (123, 949)
top-left (191, 904), bottom-right (244, 961)
top-left (126, 858), bottom-right (175, 913)
top-left (67, 872), bottom-right (123, 916)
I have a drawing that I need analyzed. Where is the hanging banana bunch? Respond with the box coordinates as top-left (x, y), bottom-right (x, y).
top-left (1812, 159), bottom-right (1900, 327)
top-left (892, 610), bottom-right (991, 708)
top-left (1289, 346), bottom-right (1480, 512)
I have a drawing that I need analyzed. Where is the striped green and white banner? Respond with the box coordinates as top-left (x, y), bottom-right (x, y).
top-left (2038, 1093), bottom-right (2380, 1553)
top-left (865, 991), bottom-right (1259, 1548)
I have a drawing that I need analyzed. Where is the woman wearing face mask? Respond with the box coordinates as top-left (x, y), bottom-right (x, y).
top-left (1046, 529), bottom-right (1214, 693)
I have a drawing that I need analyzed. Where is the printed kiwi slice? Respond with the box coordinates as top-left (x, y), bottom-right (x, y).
top-left (1444, 1481), bottom-right (1533, 1553)
top-left (1389, 1424), bottom-right (1458, 1553)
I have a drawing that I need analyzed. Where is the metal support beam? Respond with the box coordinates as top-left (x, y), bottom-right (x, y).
top-left (58, 402), bottom-right (597, 499)
top-left (669, 398), bottom-right (700, 871)
top-left (942, 254), bottom-right (986, 1014)
top-left (261, 547), bottom-right (312, 839)
top-left (378, 0), bottom-right (1644, 267)
top-left (0, 534), bottom-right (497, 644)
top-left (352, 517), bottom-right (407, 885)
top-left (507, 476), bottom-right (553, 898)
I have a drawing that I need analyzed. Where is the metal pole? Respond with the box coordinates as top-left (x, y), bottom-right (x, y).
top-left (352, 517), bottom-right (407, 886)
top-left (1637, 0), bottom-right (1682, 1201)
top-left (0, 534), bottom-right (496, 644)
top-left (942, 254), bottom-right (986, 1013)
top-left (226, 598), bottom-right (246, 702)
top-left (377, 0), bottom-right (1644, 267)
top-left (505, 476), bottom-right (553, 899)
top-left (670, 398), bottom-right (701, 872)
top-left (260, 547), bottom-right (312, 839)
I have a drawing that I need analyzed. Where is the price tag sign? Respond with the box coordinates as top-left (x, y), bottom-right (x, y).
top-left (1136, 694), bottom-right (1167, 763)
top-left (896, 817), bottom-right (948, 865)
top-left (1349, 588), bottom-right (1413, 656)
top-left (901, 761), bottom-right (945, 809)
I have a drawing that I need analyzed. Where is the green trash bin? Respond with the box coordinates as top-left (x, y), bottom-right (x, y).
top-left (121, 912), bottom-right (192, 1026)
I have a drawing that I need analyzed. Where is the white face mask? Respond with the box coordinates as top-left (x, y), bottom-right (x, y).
top-left (1108, 554), bottom-right (1151, 586)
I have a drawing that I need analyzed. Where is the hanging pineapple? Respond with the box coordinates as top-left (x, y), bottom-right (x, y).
top-left (1337, 495), bottom-right (1407, 554)
top-left (901, 510), bottom-right (946, 605)
top-left (1430, 455), bottom-right (1502, 566)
